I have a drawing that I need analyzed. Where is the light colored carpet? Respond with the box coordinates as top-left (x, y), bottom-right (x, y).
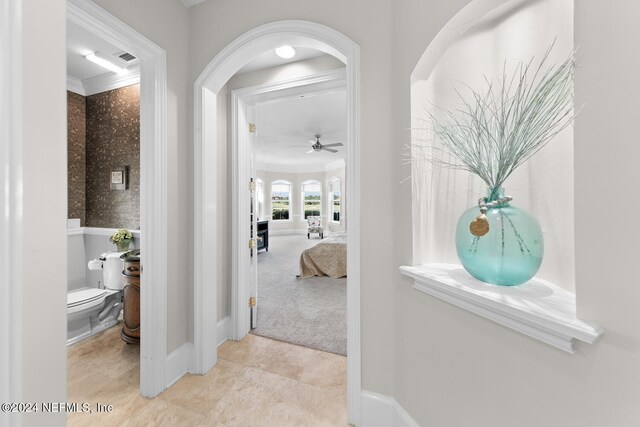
top-left (251, 234), bottom-right (347, 356)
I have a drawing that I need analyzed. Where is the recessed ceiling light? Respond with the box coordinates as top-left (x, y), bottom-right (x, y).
top-left (85, 52), bottom-right (126, 75)
top-left (275, 45), bottom-right (296, 59)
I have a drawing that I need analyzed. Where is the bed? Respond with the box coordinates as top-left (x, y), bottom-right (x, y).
top-left (298, 232), bottom-right (347, 278)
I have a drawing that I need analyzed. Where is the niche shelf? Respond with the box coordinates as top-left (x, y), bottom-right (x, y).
top-left (399, 263), bottom-right (602, 353)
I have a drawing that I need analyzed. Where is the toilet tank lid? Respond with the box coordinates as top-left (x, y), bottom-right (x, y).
top-left (67, 288), bottom-right (107, 307)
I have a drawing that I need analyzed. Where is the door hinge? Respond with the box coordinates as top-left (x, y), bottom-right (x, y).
top-left (249, 123), bottom-right (256, 133)
top-left (249, 297), bottom-right (256, 307)
top-left (249, 180), bottom-right (256, 192)
top-left (249, 238), bottom-right (257, 249)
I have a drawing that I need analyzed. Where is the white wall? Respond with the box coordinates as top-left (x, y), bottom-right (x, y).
top-left (19, 2), bottom-right (640, 426)
top-left (92, 0), bottom-right (190, 354)
top-left (217, 83), bottom-right (230, 324)
top-left (67, 229), bottom-right (141, 291)
top-left (393, 0), bottom-right (640, 426)
top-left (189, 0), bottom-right (396, 396)
top-left (412, 0), bottom-right (575, 290)
top-left (326, 166), bottom-right (346, 233)
top-left (67, 234), bottom-right (87, 291)
top-left (21, 0), bottom-right (68, 425)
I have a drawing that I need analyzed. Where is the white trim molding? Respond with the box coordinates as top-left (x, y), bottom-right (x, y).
top-left (67, 69), bottom-right (140, 96)
top-left (67, 75), bottom-right (85, 95)
top-left (68, 0), bottom-right (168, 398)
top-left (255, 156), bottom-right (345, 174)
top-left (193, 20), bottom-right (361, 425)
top-left (400, 264), bottom-right (603, 353)
top-left (82, 68), bottom-right (140, 96)
top-left (217, 316), bottom-right (231, 347)
top-left (361, 391), bottom-right (420, 427)
top-left (268, 229), bottom-right (307, 236)
top-left (231, 69), bottom-right (345, 342)
top-left (164, 317), bottom-right (230, 391)
top-left (1, 0), bottom-right (23, 424)
top-left (165, 343), bottom-right (192, 389)
top-left (77, 227), bottom-right (142, 237)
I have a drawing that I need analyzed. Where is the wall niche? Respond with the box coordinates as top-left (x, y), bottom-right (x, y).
top-left (410, 0), bottom-right (575, 291)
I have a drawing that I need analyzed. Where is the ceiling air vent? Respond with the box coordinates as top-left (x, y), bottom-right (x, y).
top-left (118, 52), bottom-right (136, 62)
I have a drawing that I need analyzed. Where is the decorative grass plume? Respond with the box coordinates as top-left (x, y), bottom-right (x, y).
top-left (411, 45), bottom-right (575, 193)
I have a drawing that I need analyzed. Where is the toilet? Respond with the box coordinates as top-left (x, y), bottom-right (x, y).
top-left (67, 251), bottom-right (126, 345)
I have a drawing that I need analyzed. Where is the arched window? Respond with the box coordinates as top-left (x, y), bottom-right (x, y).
top-left (271, 180), bottom-right (291, 220)
top-left (328, 178), bottom-right (341, 223)
top-left (301, 180), bottom-right (321, 219)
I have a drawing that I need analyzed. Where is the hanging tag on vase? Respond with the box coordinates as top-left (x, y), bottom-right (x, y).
top-left (470, 214), bottom-right (490, 237)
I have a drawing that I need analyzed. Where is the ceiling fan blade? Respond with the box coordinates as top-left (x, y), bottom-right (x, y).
top-left (322, 142), bottom-right (343, 148)
top-left (306, 149), bottom-right (315, 154)
top-left (308, 140), bottom-right (317, 144)
top-left (323, 147), bottom-right (338, 153)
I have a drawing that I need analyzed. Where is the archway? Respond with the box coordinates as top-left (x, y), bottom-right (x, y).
top-left (192, 20), bottom-right (362, 424)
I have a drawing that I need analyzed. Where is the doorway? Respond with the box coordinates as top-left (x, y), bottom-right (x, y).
top-left (66, 0), bottom-right (168, 398)
top-left (193, 20), bottom-right (362, 424)
top-left (231, 69), bottom-right (348, 356)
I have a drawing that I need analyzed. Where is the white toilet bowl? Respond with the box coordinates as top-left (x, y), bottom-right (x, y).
top-left (67, 287), bottom-right (123, 345)
top-left (68, 287), bottom-right (107, 317)
top-left (67, 251), bottom-right (128, 345)
top-left (67, 287), bottom-right (108, 344)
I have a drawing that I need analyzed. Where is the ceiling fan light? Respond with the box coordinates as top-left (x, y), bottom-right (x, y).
top-left (275, 45), bottom-right (296, 59)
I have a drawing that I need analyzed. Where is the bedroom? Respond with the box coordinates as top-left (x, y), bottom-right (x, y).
top-left (226, 50), bottom-right (348, 356)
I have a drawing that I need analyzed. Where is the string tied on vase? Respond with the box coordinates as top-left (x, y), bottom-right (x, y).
top-left (469, 194), bottom-right (513, 237)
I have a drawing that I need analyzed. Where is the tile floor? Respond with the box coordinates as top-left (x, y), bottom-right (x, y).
top-left (67, 324), bottom-right (349, 426)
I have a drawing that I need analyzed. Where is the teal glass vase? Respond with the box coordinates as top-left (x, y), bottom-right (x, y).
top-left (455, 188), bottom-right (543, 286)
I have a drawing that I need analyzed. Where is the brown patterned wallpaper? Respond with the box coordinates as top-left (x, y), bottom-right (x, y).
top-left (67, 91), bottom-right (86, 225)
top-left (85, 84), bottom-right (140, 229)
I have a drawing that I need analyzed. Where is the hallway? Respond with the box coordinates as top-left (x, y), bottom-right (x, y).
top-left (68, 326), bottom-right (348, 426)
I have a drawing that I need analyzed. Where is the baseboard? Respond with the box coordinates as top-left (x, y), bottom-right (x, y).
top-left (269, 229), bottom-right (307, 236)
top-left (361, 391), bottom-right (420, 427)
top-left (217, 316), bottom-right (230, 347)
top-left (165, 342), bottom-right (192, 389)
top-left (165, 317), bottom-right (230, 389)
top-left (164, 317), bottom-right (231, 390)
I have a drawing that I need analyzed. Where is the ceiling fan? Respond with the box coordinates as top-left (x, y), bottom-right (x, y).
top-left (307, 135), bottom-right (343, 154)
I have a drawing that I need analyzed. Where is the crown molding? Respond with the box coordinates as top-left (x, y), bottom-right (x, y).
top-left (82, 67), bottom-right (140, 96)
top-left (67, 69), bottom-right (140, 97)
top-left (67, 75), bottom-right (85, 95)
top-left (254, 159), bottom-right (345, 174)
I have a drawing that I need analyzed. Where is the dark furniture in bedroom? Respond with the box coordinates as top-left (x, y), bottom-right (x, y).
top-left (257, 220), bottom-right (269, 251)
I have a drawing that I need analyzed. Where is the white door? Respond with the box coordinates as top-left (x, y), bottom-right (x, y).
top-left (234, 96), bottom-right (259, 336)
top-left (247, 103), bottom-right (259, 329)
